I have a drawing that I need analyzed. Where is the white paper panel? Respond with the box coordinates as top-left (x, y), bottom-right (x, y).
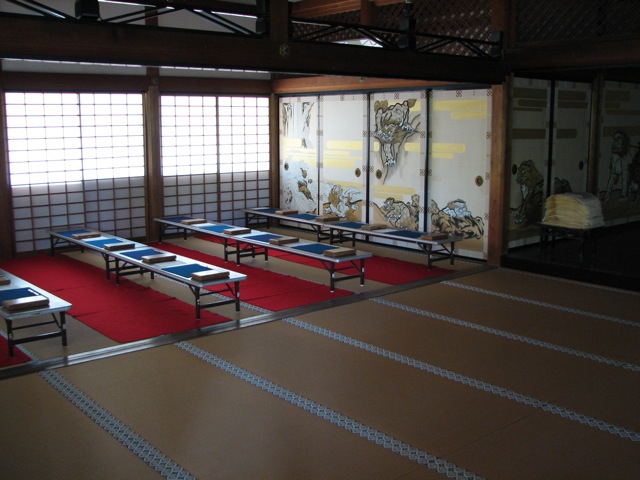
top-left (509, 78), bottom-right (551, 247)
top-left (597, 81), bottom-right (640, 224)
top-left (279, 96), bottom-right (319, 213)
top-left (428, 88), bottom-right (490, 259)
top-left (318, 94), bottom-right (366, 221)
top-left (369, 91), bottom-right (426, 231)
top-left (551, 81), bottom-right (591, 194)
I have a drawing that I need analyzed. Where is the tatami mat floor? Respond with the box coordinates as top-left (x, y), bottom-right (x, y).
top-left (0, 233), bottom-right (638, 479)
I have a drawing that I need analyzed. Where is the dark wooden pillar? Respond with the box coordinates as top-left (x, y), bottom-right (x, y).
top-left (487, 80), bottom-right (510, 266)
top-left (486, 0), bottom-right (510, 266)
top-left (0, 85), bottom-right (15, 258)
top-left (143, 75), bottom-right (163, 242)
top-left (270, 0), bottom-right (290, 44)
top-left (269, 93), bottom-right (280, 208)
top-left (360, 0), bottom-right (377, 26)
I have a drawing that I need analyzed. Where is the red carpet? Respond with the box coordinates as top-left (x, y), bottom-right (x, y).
top-left (148, 242), bottom-right (353, 310)
top-left (0, 254), bottom-right (231, 343)
top-left (0, 246), bottom-right (353, 345)
top-left (268, 250), bottom-right (452, 284)
top-left (196, 235), bottom-right (452, 284)
top-left (0, 239), bottom-right (445, 349)
top-left (0, 337), bottom-right (31, 368)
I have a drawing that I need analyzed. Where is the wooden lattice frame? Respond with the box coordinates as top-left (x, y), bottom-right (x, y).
top-left (516, 0), bottom-right (640, 43)
top-left (377, 0), bottom-right (493, 55)
top-left (290, 0), bottom-right (495, 57)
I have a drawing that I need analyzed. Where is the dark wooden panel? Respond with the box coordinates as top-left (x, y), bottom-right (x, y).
top-left (0, 14), bottom-right (505, 84)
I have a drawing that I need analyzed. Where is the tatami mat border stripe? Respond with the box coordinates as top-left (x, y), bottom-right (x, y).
top-left (39, 370), bottom-right (196, 480)
top-left (442, 281), bottom-right (640, 328)
top-left (370, 298), bottom-right (640, 372)
top-left (283, 317), bottom-right (640, 442)
top-left (176, 341), bottom-right (483, 480)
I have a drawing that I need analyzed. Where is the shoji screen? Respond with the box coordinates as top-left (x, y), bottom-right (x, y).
top-left (161, 95), bottom-right (270, 225)
top-left (218, 96), bottom-right (270, 225)
top-left (5, 92), bottom-right (146, 253)
top-left (161, 95), bottom-right (218, 219)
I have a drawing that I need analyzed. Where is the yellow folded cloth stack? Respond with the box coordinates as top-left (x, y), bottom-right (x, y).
top-left (542, 192), bottom-right (604, 229)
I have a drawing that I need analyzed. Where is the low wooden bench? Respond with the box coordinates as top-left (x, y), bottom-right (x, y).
top-left (155, 216), bottom-right (373, 292)
top-left (539, 222), bottom-right (600, 265)
top-left (0, 269), bottom-right (71, 356)
top-left (244, 207), bottom-right (462, 269)
top-left (49, 228), bottom-right (246, 319)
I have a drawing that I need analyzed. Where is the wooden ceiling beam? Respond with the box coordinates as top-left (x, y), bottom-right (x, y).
top-left (91, 0), bottom-right (257, 16)
top-left (505, 35), bottom-right (640, 77)
top-left (271, 75), bottom-right (457, 94)
top-left (0, 13), bottom-right (505, 84)
top-left (291, 0), bottom-right (363, 17)
top-left (291, 0), bottom-right (404, 18)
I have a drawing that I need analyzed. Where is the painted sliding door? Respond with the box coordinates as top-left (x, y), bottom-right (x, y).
top-left (597, 81), bottom-right (640, 224)
top-left (508, 78), bottom-right (551, 248)
top-left (369, 91), bottom-right (426, 238)
top-left (550, 81), bottom-right (591, 196)
top-left (279, 96), bottom-right (319, 213)
top-left (428, 88), bottom-right (490, 260)
top-left (318, 94), bottom-right (367, 220)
